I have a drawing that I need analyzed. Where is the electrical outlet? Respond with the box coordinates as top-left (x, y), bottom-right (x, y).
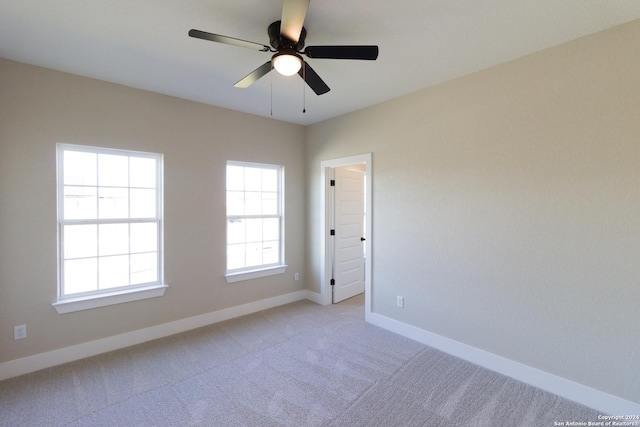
top-left (294, 272), bottom-right (299, 281)
top-left (14, 325), bottom-right (27, 340)
top-left (396, 296), bottom-right (404, 308)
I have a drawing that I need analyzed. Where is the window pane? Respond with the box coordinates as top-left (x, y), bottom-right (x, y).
top-left (245, 242), bottom-right (263, 267)
top-left (64, 151), bottom-right (96, 186)
top-left (244, 167), bottom-right (262, 191)
top-left (226, 165), bottom-right (244, 191)
top-left (227, 191), bottom-right (244, 216)
top-left (245, 218), bottom-right (262, 243)
top-left (98, 154), bottom-right (128, 187)
top-left (262, 192), bottom-right (278, 215)
top-left (262, 241), bottom-right (279, 265)
top-left (244, 192), bottom-right (261, 215)
top-left (225, 162), bottom-right (282, 273)
top-left (64, 186), bottom-right (97, 220)
top-left (131, 253), bottom-right (157, 284)
top-left (99, 255), bottom-right (129, 289)
top-left (262, 168), bottom-right (278, 192)
top-left (129, 157), bottom-right (156, 188)
top-left (59, 145), bottom-right (162, 299)
top-left (64, 258), bottom-right (98, 295)
top-left (99, 187), bottom-right (128, 219)
top-left (227, 219), bottom-right (245, 245)
top-left (130, 189), bottom-right (156, 218)
top-left (263, 218), bottom-right (279, 241)
top-left (99, 223), bottom-right (129, 256)
top-left (227, 244), bottom-right (245, 270)
top-left (130, 222), bottom-right (157, 253)
top-left (64, 224), bottom-right (97, 259)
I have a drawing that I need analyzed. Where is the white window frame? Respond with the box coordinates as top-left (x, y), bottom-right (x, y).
top-left (225, 161), bottom-right (287, 283)
top-left (53, 144), bottom-right (166, 314)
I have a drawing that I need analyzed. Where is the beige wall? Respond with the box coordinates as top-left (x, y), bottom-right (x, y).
top-left (2, 18), bottom-right (640, 406)
top-left (0, 59), bottom-right (305, 364)
top-left (305, 20), bottom-right (640, 404)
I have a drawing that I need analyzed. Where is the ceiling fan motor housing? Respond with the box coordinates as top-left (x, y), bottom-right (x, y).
top-left (268, 21), bottom-right (306, 51)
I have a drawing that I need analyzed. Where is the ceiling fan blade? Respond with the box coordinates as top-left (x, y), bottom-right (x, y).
top-left (280, 0), bottom-right (309, 43)
top-left (234, 61), bottom-right (273, 88)
top-left (298, 61), bottom-right (330, 95)
top-left (189, 29), bottom-right (270, 52)
top-left (304, 45), bottom-right (379, 60)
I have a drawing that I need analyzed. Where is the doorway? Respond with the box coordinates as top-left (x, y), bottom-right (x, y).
top-left (320, 154), bottom-right (372, 315)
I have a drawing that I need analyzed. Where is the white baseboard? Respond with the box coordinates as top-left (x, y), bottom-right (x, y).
top-left (304, 290), bottom-right (324, 305)
top-left (367, 312), bottom-right (640, 415)
top-left (0, 289), bottom-right (315, 381)
top-left (6, 293), bottom-right (636, 415)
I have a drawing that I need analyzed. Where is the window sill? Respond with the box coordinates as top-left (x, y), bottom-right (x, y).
top-left (225, 265), bottom-right (288, 283)
top-left (52, 284), bottom-right (168, 314)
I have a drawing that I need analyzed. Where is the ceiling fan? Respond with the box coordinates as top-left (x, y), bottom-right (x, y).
top-left (188, 0), bottom-right (379, 95)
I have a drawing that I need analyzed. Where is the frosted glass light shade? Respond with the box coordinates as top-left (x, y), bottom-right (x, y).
top-left (273, 54), bottom-right (302, 76)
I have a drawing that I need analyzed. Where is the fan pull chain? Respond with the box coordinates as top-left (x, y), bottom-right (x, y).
top-left (302, 62), bottom-right (306, 114)
top-left (270, 66), bottom-right (273, 116)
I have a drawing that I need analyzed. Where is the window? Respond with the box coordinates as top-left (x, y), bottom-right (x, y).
top-left (225, 161), bottom-right (286, 282)
top-left (54, 144), bottom-right (165, 313)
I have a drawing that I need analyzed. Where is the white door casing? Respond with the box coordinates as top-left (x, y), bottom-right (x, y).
top-left (320, 153), bottom-right (371, 314)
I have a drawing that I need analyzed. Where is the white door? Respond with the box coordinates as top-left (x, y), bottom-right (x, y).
top-left (332, 166), bottom-right (365, 303)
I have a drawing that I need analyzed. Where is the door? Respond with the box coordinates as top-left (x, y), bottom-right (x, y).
top-left (332, 165), bottom-right (365, 303)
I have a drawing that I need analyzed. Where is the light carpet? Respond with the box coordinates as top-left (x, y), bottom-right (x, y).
top-left (0, 294), bottom-right (601, 426)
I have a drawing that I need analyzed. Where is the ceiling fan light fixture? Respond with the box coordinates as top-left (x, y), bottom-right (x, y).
top-left (273, 52), bottom-right (302, 76)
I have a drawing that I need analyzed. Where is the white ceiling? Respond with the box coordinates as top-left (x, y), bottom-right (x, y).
top-left (2, 1), bottom-right (640, 125)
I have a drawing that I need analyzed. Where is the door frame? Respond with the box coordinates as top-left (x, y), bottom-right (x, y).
top-left (320, 153), bottom-right (372, 317)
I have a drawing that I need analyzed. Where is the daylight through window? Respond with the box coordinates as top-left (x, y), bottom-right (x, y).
top-left (57, 144), bottom-right (163, 299)
top-left (226, 162), bottom-right (284, 274)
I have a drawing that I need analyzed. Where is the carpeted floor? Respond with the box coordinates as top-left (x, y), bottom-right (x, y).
top-left (0, 294), bottom-right (601, 426)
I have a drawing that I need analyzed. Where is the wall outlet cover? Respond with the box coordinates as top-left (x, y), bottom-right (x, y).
top-left (14, 325), bottom-right (27, 340)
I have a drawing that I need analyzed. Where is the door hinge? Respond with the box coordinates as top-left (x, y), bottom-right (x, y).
top-left (330, 179), bottom-right (335, 186)
top-left (330, 279), bottom-right (335, 286)
top-left (330, 229), bottom-right (335, 236)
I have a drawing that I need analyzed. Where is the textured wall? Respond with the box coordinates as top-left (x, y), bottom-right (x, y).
top-left (305, 20), bottom-right (640, 403)
top-left (0, 59), bottom-right (305, 363)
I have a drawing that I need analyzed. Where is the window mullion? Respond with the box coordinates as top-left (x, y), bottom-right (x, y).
top-left (227, 214), bottom-right (279, 220)
top-left (96, 223), bottom-right (101, 291)
top-left (94, 153), bottom-right (99, 221)
top-left (61, 218), bottom-right (157, 226)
